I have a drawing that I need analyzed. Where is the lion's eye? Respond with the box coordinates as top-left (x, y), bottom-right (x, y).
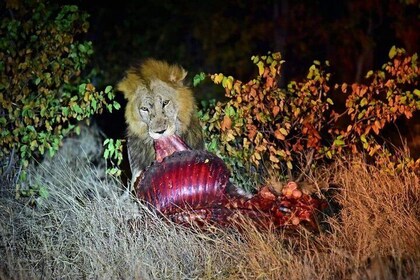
top-left (162, 100), bottom-right (170, 107)
top-left (140, 106), bottom-right (148, 112)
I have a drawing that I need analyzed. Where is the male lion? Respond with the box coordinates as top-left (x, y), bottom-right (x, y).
top-left (117, 59), bottom-right (204, 189)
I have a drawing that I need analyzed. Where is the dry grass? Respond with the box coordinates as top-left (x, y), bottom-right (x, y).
top-left (1, 129), bottom-right (419, 279)
top-left (228, 159), bottom-right (420, 279)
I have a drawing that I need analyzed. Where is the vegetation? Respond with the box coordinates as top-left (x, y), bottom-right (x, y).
top-left (0, 0), bottom-right (119, 192)
top-left (0, 130), bottom-right (418, 279)
top-left (0, 0), bottom-right (418, 279)
top-left (198, 49), bottom-right (419, 190)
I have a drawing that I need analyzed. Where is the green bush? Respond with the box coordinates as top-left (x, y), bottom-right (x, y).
top-left (0, 1), bottom-right (119, 186)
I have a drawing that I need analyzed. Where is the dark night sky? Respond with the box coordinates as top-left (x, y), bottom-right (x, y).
top-left (76, 0), bottom-right (418, 84)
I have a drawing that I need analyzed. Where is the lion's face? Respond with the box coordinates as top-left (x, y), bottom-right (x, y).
top-left (133, 80), bottom-right (180, 140)
top-left (118, 59), bottom-right (204, 182)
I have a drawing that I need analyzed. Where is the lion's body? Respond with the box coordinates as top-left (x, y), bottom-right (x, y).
top-left (117, 59), bottom-right (204, 187)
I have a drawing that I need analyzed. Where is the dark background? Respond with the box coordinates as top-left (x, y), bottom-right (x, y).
top-left (74, 0), bottom-right (419, 155)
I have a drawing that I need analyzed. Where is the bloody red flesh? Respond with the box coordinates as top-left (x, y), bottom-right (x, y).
top-left (136, 135), bottom-right (326, 231)
top-left (139, 150), bottom-right (230, 213)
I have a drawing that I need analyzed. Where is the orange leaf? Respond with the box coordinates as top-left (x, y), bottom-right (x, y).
top-left (272, 105), bottom-right (280, 117)
top-left (374, 120), bottom-right (381, 130)
top-left (266, 77), bottom-right (274, 88)
top-left (86, 83), bottom-right (95, 91)
top-left (234, 81), bottom-right (242, 93)
top-left (404, 110), bottom-right (413, 118)
top-left (247, 125), bottom-right (257, 139)
top-left (372, 124), bottom-right (379, 135)
top-left (269, 154), bottom-right (279, 163)
top-left (341, 83), bottom-right (348, 93)
top-left (274, 129), bottom-right (285, 140)
top-left (221, 115), bottom-right (232, 131)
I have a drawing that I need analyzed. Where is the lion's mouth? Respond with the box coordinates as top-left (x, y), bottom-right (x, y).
top-left (153, 134), bottom-right (189, 162)
top-left (149, 125), bottom-right (177, 140)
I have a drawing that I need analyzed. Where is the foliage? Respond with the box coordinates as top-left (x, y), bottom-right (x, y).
top-left (330, 46), bottom-right (420, 171)
top-left (199, 49), bottom-right (419, 187)
top-left (103, 138), bottom-right (124, 176)
top-left (0, 0), bottom-right (119, 185)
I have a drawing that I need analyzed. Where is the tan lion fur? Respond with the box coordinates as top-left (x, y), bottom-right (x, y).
top-left (117, 59), bottom-right (204, 188)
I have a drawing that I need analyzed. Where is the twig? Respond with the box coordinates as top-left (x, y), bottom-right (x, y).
top-left (296, 149), bottom-right (314, 182)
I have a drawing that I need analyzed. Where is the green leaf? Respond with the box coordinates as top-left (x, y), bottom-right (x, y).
top-left (39, 144), bottom-right (45, 155)
top-left (208, 138), bottom-right (218, 152)
top-left (30, 140), bottom-right (38, 151)
top-left (48, 147), bottom-right (56, 157)
top-left (193, 72), bottom-right (206, 87)
top-left (326, 98), bottom-right (334, 105)
top-left (72, 104), bottom-right (83, 114)
top-left (365, 70), bottom-right (374, 78)
top-left (257, 61), bottom-right (265, 76)
top-left (105, 85), bottom-right (112, 94)
top-left (20, 145), bottom-right (28, 153)
top-left (38, 186), bottom-right (49, 198)
top-left (91, 99), bottom-right (97, 111)
top-left (74, 125), bottom-right (81, 135)
top-left (78, 44), bottom-right (86, 53)
top-left (78, 83), bottom-right (86, 93)
top-left (333, 139), bottom-right (345, 146)
top-left (113, 101), bottom-right (121, 110)
top-left (107, 167), bottom-right (121, 176)
top-left (62, 107), bottom-right (69, 117)
top-left (104, 149), bottom-right (109, 159)
top-left (326, 150), bottom-right (332, 159)
top-left (388, 45), bottom-right (397, 59)
top-left (286, 161), bottom-right (293, 170)
top-left (279, 127), bottom-right (288, 136)
top-left (226, 106), bottom-right (235, 117)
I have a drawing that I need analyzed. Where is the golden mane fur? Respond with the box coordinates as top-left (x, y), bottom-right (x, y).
top-left (117, 59), bottom-right (204, 187)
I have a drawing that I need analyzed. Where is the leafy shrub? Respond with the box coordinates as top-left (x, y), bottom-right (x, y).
top-left (103, 138), bottom-right (123, 176)
top-left (198, 48), bottom-right (419, 188)
top-left (331, 46), bottom-right (420, 171)
top-left (0, 0), bottom-right (119, 186)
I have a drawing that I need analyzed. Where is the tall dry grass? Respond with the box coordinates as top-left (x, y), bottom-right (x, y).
top-left (227, 159), bottom-right (420, 279)
top-left (1, 128), bottom-right (419, 279)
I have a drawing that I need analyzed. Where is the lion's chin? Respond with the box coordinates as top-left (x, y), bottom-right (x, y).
top-left (149, 126), bottom-right (176, 140)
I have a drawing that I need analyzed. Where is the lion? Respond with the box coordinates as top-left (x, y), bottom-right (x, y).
top-left (117, 59), bottom-right (204, 189)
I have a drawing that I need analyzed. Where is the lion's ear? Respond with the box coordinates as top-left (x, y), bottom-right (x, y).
top-left (169, 65), bottom-right (188, 85)
top-left (117, 72), bottom-right (142, 100)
